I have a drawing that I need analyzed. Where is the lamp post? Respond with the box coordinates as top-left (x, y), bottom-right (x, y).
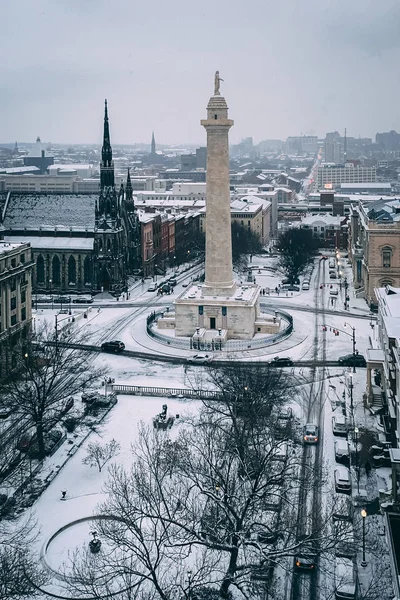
top-left (185, 569), bottom-right (193, 600)
top-left (354, 426), bottom-right (360, 495)
top-left (49, 279), bottom-right (53, 309)
top-left (361, 508), bottom-right (367, 567)
top-left (344, 322), bottom-right (357, 372)
top-left (348, 373), bottom-right (354, 426)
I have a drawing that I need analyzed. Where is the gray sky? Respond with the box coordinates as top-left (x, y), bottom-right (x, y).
top-left (1, 0), bottom-right (400, 145)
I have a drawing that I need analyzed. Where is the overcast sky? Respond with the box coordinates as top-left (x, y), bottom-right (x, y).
top-left (1, 0), bottom-right (400, 146)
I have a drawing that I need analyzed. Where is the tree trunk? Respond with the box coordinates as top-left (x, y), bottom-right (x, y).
top-left (36, 421), bottom-right (46, 459)
top-left (219, 538), bottom-right (239, 599)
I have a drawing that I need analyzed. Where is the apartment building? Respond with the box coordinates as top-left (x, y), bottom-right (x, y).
top-left (317, 164), bottom-right (376, 189)
top-left (349, 198), bottom-right (400, 305)
top-left (0, 242), bottom-right (33, 378)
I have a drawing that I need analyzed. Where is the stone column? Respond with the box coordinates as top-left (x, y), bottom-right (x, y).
top-left (201, 93), bottom-right (235, 296)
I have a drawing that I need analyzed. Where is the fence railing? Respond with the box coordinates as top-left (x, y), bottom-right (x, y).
top-left (146, 309), bottom-right (293, 352)
top-left (113, 384), bottom-right (220, 399)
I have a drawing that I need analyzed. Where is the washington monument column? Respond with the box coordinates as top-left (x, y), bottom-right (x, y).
top-left (201, 72), bottom-right (235, 296)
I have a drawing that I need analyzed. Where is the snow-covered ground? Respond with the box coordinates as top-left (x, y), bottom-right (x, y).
top-left (21, 253), bottom-right (394, 598)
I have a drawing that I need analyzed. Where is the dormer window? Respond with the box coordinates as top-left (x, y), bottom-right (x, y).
top-left (382, 246), bottom-right (392, 268)
top-left (214, 114), bottom-right (218, 120)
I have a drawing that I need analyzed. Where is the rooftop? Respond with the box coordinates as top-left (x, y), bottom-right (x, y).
top-left (3, 193), bottom-right (97, 232)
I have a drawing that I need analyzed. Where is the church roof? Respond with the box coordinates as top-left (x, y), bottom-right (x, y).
top-left (3, 193), bottom-right (97, 232)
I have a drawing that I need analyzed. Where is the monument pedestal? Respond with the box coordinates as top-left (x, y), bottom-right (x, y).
top-left (174, 283), bottom-right (262, 340)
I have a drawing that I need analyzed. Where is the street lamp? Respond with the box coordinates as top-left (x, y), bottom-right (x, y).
top-left (354, 426), bottom-right (360, 494)
top-left (49, 279), bottom-right (53, 309)
top-left (348, 373), bottom-right (354, 425)
top-left (344, 322), bottom-right (357, 372)
top-left (185, 569), bottom-right (193, 600)
top-left (361, 508), bottom-right (367, 567)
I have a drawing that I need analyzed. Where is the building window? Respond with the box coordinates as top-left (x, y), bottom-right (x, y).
top-left (21, 307), bottom-right (26, 321)
top-left (11, 314), bottom-right (17, 326)
top-left (84, 256), bottom-right (92, 284)
top-left (21, 290), bottom-right (26, 304)
top-left (10, 279), bottom-right (16, 292)
top-left (37, 254), bottom-right (45, 283)
top-left (52, 255), bottom-right (61, 284)
top-left (10, 297), bottom-right (16, 311)
top-left (382, 247), bottom-right (392, 268)
top-left (68, 255), bottom-right (77, 284)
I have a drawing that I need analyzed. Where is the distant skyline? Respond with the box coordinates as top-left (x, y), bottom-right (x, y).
top-left (1, 0), bottom-right (400, 146)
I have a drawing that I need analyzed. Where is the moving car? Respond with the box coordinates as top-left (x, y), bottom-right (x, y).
top-left (101, 340), bottom-right (125, 353)
top-left (334, 466), bottom-right (352, 494)
top-left (330, 289), bottom-right (339, 296)
top-left (294, 554), bottom-right (317, 571)
top-left (302, 282), bottom-right (310, 290)
top-left (338, 354), bottom-right (366, 367)
top-left (303, 424), bottom-right (319, 444)
top-left (329, 273), bottom-right (337, 279)
top-left (186, 353), bottom-right (213, 364)
top-left (271, 356), bottom-right (294, 367)
top-left (147, 284), bottom-right (157, 292)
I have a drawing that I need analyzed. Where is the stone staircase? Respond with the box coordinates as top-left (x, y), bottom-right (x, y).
top-left (370, 384), bottom-right (383, 414)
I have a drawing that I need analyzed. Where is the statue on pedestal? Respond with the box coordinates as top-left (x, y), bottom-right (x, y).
top-left (214, 71), bottom-right (224, 95)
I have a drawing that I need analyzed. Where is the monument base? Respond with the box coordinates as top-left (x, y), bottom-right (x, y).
top-left (172, 283), bottom-right (268, 340)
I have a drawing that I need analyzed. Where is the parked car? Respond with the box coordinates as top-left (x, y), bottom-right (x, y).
top-left (334, 557), bottom-right (356, 599)
top-left (329, 273), bottom-right (337, 279)
top-left (302, 282), bottom-right (310, 290)
top-left (277, 407), bottom-right (293, 420)
top-left (303, 424), bottom-right (319, 444)
top-left (334, 521), bottom-right (355, 558)
top-left (147, 284), bottom-right (157, 292)
top-left (332, 494), bottom-right (353, 522)
top-left (334, 466), bottom-right (352, 494)
top-left (168, 277), bottom-right (177, 286)
top-left (330, 289), bottom-right (339, 296)
top-left (271, 356), bottom-right (294, 367)
top-left (186, 354), bottom-right (213, 364)
top-left (101, 340), bottom-right (125, 353)
top-left (338, 354), bottom-right (366, 367)
top-left (182, 282), bottom-right (189, 288)
top-left (332, 414), bottom-right (348, 437)
top-left (335, 439), bottom-right (350, 464)
top-left (54, 296), bottom-right (71, 304)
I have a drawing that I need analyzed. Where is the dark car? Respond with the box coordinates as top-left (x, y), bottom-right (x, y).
top-left (271, 356), bottom-right (294, 367)
top-left (294, 554), bottom-right (317, 571)
top-left (338, 354), bottom-right (366, 367)
top-left (101, 340), bottom-right (125, 353)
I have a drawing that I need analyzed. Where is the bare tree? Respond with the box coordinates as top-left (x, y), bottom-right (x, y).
top-left (69, 365), bottom-right (345, 599)
top-left (0, 321), bottom-right (105, 459)
top-left (82, 438), bottom-right (121, 472)
top-left (0, 516), bottom-right (47, 598)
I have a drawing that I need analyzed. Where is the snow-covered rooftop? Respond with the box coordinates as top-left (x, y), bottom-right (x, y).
top-left (3, 193), bottom-right (97, 231)
top-left (3, 235), bottom-right (94, 251)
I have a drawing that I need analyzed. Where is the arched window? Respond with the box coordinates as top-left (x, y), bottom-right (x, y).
top-left (99, 238), bottom-right (103, 252)
top-left (83, 256), bottom-right (92, 284)
top-left (68, 255), bottom-right (76, 284)
top-left (52, 255), bottom-right (61, 284)
top-left (379, 278), bottom-right (394, 287)
top-left (36, 254), bottom-right (45, 283)
top-left (382, 246), bottom-right (392, 268)
top-left (107, 239), bottom-right (111, 252)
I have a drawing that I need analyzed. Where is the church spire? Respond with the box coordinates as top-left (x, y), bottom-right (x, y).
top-left (126, 168), bottom-right (133, 200)
top-left (100, 99), bottom-right (114, 189)
top-left (151, 131), bottom-right (156, 155)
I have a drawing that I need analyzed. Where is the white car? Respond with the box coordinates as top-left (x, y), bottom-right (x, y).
top-left (147, 284), bottom-right (157, 292)
top-left (334, 466), bottom-right (352, 494)
top-left (302, 282), bottom-right (310, 290)
top-left (186, 354), bottom-right (213, 364)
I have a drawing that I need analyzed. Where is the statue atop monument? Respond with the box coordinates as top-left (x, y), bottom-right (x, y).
top-left (214, 71), bottom-right (224, 95)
